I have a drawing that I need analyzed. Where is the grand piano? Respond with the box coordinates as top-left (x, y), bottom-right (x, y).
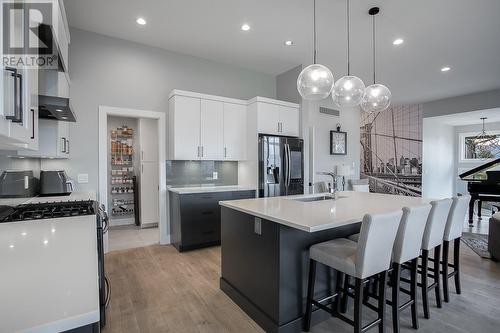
top-left (459, 157), bottom-right (500, 224)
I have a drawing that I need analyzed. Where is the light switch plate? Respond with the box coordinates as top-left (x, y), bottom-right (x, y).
top-left (212, 171), bottom-right (218, 180)
top-left (77, 174), bottom-right (89, 184)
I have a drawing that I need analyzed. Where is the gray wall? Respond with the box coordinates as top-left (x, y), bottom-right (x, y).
top-left (42, 28), bottom-right (276, 194)
top-left (423, 89), bottom-right (500, 118)
top-left (276, 65), bottom-right (302, 104)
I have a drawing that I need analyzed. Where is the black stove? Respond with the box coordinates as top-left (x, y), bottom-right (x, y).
top-left (0, 200), bottom-right (97, 222)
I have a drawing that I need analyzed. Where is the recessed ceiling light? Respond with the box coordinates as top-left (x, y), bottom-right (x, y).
top-left (136, 17), bottom-right (146, 25)
top-left (392, 38), bottom-right (404, 45)
top-left (55, 109), bottom-right (63, 112)
top-left (441, 66), bottom-right (451, 72)
top-left (241, 24), bottom-right (250, 31)
top-left (61, 116), bottom-right (68, 120)
top-left (284, 40), bottom-right (294, 46)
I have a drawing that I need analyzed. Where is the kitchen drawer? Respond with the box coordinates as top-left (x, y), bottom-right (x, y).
top-left (230, 190), bottom-right (256, 200)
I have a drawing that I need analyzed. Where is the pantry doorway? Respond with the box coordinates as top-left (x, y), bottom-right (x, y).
top-left (98, 106), bottom-right (167, 252)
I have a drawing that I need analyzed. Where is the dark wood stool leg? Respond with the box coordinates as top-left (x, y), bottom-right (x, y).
top-left (378, 271), bottom-right (388, 333)
top-left (421, 249), bottom-right (430, 319)
top-left (442, 240), bottom-right (450, 303)
top-left (340, 274), bottom-right (349, 313)
top-left (454, 238), bottom-right (462, 295)
top-left (354, 278), bottom-right (364, 333)
top-left (391, 264), bottom-right (400, 333)
top-left (410, 258), bottom-right (419, 329)
top-left (304, 259), bottom-right (316, 331)
top-left (334, 271), bottom-right (344, 315)
top-left (434, 245), bottom-right (442, 308)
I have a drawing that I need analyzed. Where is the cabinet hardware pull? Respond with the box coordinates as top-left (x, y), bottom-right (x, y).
top-left (197, 146), bottom-right (200, 157)
top-left (224, 147), bottom-right (227, 158)
top-left (141, 151), bottom-right (144, 160)
top-left (30, 109), bottom-right (35, 139)
top-left (66, 140), bottom-right (70, 154)
top-left (201, 146), bottom-right (204, 157)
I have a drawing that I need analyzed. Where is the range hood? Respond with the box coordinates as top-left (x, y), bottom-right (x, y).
top-left (39, 95), bottom-right (75, 122)
top-left (38, 68), bottom-right (75, 122)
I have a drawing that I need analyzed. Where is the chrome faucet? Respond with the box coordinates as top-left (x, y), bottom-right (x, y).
top-left (317, 172), bottom-right (338, 197)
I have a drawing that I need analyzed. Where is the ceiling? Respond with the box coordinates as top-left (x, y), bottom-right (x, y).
top-left (433, 108), bottom-right (500, 126)
top-left (64, 0), bottom-right (500, 104)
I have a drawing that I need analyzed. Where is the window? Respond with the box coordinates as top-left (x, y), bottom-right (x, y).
top-left (459, 130), bottom-right (500, 162)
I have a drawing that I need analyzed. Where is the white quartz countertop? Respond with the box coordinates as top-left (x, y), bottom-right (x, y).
top-left (168, 185), bottom-right (256, 194)
top-left (219, 191), bottom-right (432, 233)
top-left (0, 215), bottom-right (100, 332)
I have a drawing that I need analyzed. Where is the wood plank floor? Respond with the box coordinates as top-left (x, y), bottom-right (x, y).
top-left (103, 243), bottom-right (500, 333)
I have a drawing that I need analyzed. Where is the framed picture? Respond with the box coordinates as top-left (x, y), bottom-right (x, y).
top-left (330, 130), bottom-right (347, 155)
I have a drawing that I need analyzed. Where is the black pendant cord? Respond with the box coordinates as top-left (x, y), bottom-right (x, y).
top-left (346, 0), bottom-right (350, 75)
top-left (372, 13), bottom-right (376, 84)
top-left (368, 7), bottom-right (379, 84)
top-left (313, 0), bottom-right (317, 64)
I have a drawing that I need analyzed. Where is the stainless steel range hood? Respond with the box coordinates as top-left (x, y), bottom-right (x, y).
top-left (38, 95), bottom-right (75, 122)
top-left (38, 69), bottom-right (75, 122)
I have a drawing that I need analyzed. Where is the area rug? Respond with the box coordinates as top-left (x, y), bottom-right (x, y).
top-left (461, 232), bottom-right (491, 259)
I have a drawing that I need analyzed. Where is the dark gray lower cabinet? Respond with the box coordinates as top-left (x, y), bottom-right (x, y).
top-left (169, 190), bottom-right (255, 252)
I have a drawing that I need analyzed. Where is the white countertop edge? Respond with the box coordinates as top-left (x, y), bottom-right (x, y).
top-left (168, 186), bottom-right (256, 194)
top-left (219, 200), bottom-right (362, 233)
top-left (23, 310), bottom-right (99, 333)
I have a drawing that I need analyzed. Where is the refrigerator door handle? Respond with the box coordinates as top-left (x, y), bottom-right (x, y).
top-left (287, 144), bottom-right (292, 186)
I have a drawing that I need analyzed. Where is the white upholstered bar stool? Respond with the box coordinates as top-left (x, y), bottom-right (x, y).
top-left (419, 198), bottom-right (453, 319)
top-left (441, 195), bottom-right (470, 302)
top-left (348, 204), bottom-right (432, 333)
top-left (304, 211), bottom-right (402, 333)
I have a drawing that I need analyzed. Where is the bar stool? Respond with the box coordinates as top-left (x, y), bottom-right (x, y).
top-left (304, 210), bottom-right (402, 333)
top-left (441, 195), bottom-right (470, 302)
top-left (419, 198), bottom-right (453, 319)
top-left (348, 204), bottom-right (432, 333)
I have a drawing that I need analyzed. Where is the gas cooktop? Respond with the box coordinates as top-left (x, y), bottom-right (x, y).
top-left (0, 200), bottom-right (97, 223)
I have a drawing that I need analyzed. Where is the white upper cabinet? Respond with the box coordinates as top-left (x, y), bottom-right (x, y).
top-left (168, 90), bottom-right (247, 161)
top-left (252, 97), bottom-right (300, 137)
top-left (20, 119), bottom-right (70, 158)
top-left (223, 103), bottom-right (247, 160)
top-left (200, 99), bottom-right (224, 160)
top-left (168, 95), bottom-right (200, 160)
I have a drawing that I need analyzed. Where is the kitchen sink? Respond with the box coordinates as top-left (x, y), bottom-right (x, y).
top-left (294, 195), bottom-right (336, 202)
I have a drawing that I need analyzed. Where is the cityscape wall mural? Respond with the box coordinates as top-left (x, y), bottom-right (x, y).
top-left (360, 104), bottom-right (423, 196)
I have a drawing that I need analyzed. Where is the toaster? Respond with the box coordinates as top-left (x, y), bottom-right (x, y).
top-left (0, 170), bottom-right (39, 198)
top-left (39, 170), bottom-right (74, 196)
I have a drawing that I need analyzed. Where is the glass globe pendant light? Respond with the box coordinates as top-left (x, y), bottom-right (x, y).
top-left (333, 0), bottom-right (365, 107)
top-left (361, 7), bottom-right (391, 113)
top-left (297, 0), bottom-right (335, 100)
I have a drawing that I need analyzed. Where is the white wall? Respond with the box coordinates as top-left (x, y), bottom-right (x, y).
top-left (422, 119), bottom-right (455, 198)
top-left (42, 28), bottom-right (276, 195)
top-left (301, 99), bottom-right (361, 192)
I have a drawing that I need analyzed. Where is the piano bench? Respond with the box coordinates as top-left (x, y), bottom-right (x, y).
top-left (489, 213), bottom-right (500, 261)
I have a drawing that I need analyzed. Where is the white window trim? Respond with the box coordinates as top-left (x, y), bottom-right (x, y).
top-left (458, 130), bottom-right (500, 163)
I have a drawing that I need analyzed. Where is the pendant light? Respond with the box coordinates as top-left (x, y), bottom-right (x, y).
top-left (361, 7), bottom-right (391, 113)
top-left (466, 117), bottom-right (500, 159)
top-left (333, 0), bottom-right (365, 107)
top-left (297, 0), bottom-right (335, 100)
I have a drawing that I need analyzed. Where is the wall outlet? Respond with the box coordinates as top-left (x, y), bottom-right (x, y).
top-left (77, 174), bottom-right (89, 184)
top-left (212, 171), bottom-right (218, 180)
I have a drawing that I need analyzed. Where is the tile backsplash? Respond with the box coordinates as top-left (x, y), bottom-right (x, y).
top-left (166, 161), bottom-right (238, 187)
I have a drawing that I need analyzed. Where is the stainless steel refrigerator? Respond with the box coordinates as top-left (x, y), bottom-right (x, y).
top-left (258, 134), bottom-right (304, 197)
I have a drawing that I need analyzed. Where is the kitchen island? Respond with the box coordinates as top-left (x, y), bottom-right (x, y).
top-left (219, 191), bottom-right (431, 333)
